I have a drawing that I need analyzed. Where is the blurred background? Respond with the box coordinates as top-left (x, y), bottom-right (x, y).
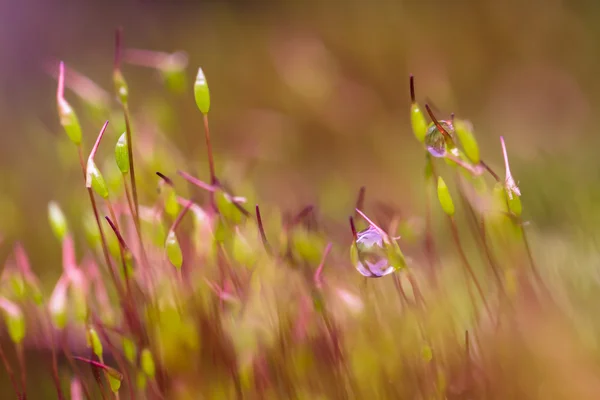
top-left (2, 0), bottom-right (600, 397)
top-left (0, 0), bottom-right (599, 284)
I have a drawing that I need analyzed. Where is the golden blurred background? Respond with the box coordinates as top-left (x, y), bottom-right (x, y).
top-left (0, 0), bottom-right (599, 297)
top-left (2, 1), bottom-right (600, 398)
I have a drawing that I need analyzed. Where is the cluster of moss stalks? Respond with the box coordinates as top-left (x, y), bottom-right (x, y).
top-left (0, 30), bottom-right (548, 400)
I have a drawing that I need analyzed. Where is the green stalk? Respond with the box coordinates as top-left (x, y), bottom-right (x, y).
top-left (78, 145), bottom-right (124, 299)
top-left (0, 342), bottom-right (20, 398)
top-left (448, 216), bottom-right (492, 320)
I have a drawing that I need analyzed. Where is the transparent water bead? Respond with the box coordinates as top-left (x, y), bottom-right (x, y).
top-left (425, 120), bottom-right (456, 158)
top-left (353, 226), bottom-right (396, 278)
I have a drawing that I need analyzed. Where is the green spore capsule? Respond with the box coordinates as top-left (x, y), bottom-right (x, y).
top-left (437, 176), bottom-right (455, 216)
top-left (115, 133), bottom-right (130, 174)
top-left (165, 230), bottom-right (183, 269)
top-left (194, 67), bottom-right (211, 114)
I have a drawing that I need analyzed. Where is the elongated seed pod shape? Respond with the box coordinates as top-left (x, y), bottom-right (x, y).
top-left (0, 297), bottom-right (25, 344)
top-left (86, 159), bottom-right (109, 199)
top-left (411, 103), bottom-right (428, 143)
top-left (58, 99), bottom-right (83, 145)
top-left (194, 67), bottom-right (210, 114)
top-left (87, 327), bottom-right (103, 360)
top-left (437, 176), bottom-right (455, 216)
top-left (48, 201), bottom-right (69, 241)
top-left (165, 230), bottom-right (183, 269)
top-left (454, 119), bottom-right (480, 164)
top-left (141, 348), bottom-right (156, 378)
top-left (115, 133), bottom-right (130, 174)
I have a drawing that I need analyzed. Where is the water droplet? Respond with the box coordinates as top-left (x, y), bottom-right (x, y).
top-left (425, 120), bottom-right (455, 158)
top-left (353, 227), bottom-right (395, 278)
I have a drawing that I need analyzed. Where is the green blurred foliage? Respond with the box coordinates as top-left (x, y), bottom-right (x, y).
top-left (2, 0), bottom-right (600, 398)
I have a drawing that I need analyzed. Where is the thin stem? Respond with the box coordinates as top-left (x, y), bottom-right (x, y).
top-left (354, 186), bottom-right (366, 216)
top-left (50, 332), bottom-right (65, 400)
top-left (354, 208), bottom-right (388, 239)
top-left (392, 273), bottom-right (410, 308)
top-left (255, 204), bottom-right (271, 253)
top-left (407, 271), bottom-right (426, 307)
top-left (0, 341), bottom-right (20, 398)
top-left (177, 170), bottom-right (217, 192)
top-left (203, 114), bottom-right (216, 185)
top-left (423, 176), bottom-right (439, 288)
top-left (349, 216), bottom-right (358, 241)
top-left (314, 242), bottom-right (333, 289)
top-left (115, 29), bottom-right (141, 237)
top-left (106, 200), bottom-right (120, 237)
top-left (87, 186), bottom-right (124, 298)
top-left (61, 331), bottom-right (93, 400)
top-left (456, 178), bottom-right (507, 300)
top-left (78, 138), bottom-right (122, 298)
top-left (409, 74), bottom-right (416, 103)
top-left (170, 199), bottom-right (193, 233)
top-left (156, 171), bottom-right (174, 187)
top-left (520, 224), bottom-right (551, 298)
top-left (425, 104), bottom-right (453, 143)
top-left (105, 216), bottom-right (131, 297)
top-left (448, 216), bottom-right (493, 320)
top-left (16, 343), bottom-right (26, 399)
top-left (479, 160), bottom-right (500, 182)
top-left (123, 178), bottom-right (136, 221)
top-left (92, 318), bottom-right (136, 400)
top-left (284, 204), bottom-right (315, 232)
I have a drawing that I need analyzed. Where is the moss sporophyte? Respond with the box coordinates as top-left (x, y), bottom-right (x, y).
top-left (0, 29), bottom-right (551, 400)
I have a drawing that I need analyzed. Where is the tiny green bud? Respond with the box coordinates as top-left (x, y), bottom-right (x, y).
top-left (232, 231), bottom-right (257, 267)
top-left (136, 371), bottom-right (147, 390)
top-left (194, 67), bottom-right (211, 114)
top-left (115, 133), bottom-right (130, 174)
top-left (123, 337), bottom-right (137, 364)
top-left (141, 348), bottom-right (156, 378)
top-left (454, 119), bottom-right (480, 164)
top-left (86, 327), bottom-right (103, 360)
top-left (292, 228), bottom-right (325, 265)
top-left (113, 69), bottom-right (129, 105)
top-left (69, 269), bottom-right (88, 322)
top-left (164, 186), bottom-right (179, 219)
top-left (437, 176), bottom-right (455, 216)
top-left (48, 201), bottom-right (69, 241)
top-left (165, 230), bottom-right (183, 269)
top-left (58, 99), bottom-right (82, 145)
top-left (159, 52), bottom-right (188, 94)
top-left (411, 103), bottom-right (428, 143)
top-left (86, 159), bottom-right (109, 199)
top-left (83, 212), bottom-right (101, 249)
top-left (9, 275), bottom-right (26, 300)
top-left (49, 276), bottom-right (69, 329)
top-left (215, 190), bottom-right (244, 225)
top-left (0, 297), bottom-right (25, 344)
top-left (421, 344), bottom-right (433, 362)
top-left (106, 369), bottom-right (122, 394)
